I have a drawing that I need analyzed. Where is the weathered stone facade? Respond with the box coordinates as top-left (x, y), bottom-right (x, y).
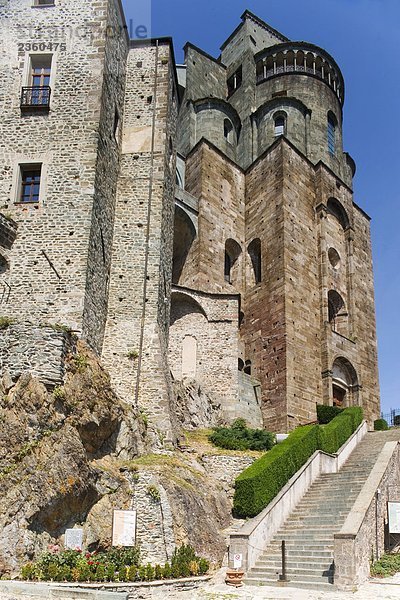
top-left (0, 5), bottom-right (380, 435)
top-left (172, 10), bottom-right (380, 431)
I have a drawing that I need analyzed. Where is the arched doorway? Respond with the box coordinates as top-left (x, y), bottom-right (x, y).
top-left (332, 357), bottom-right (359, 407)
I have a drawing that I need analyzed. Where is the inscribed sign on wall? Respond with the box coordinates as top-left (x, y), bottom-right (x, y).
top-left (112, 510), bottom-right (137, 546)
top-left (388, 502), bottom-right (400, 534)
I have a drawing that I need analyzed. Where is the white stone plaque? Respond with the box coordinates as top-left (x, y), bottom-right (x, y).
top-left (65, 528), bottom-right (83, 550)
top-left (233, 553), bottom-right (243, 569)
top-left (388, 502), bottom-right (400, 534)
top-left (112, 510), bottom-right (137, 547)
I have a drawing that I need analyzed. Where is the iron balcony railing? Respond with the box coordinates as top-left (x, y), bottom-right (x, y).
top-left (20, 86), bottom-right (51, 110)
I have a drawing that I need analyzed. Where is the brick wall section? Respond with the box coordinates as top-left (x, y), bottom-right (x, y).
top-left (102, 41), bottom-right (178, 440)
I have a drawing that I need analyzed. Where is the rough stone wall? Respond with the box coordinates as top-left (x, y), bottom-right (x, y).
top-left (0, 0), bottom-right (111, 332)
top-left (129, 471), bottom-right (175, 565)
top-left (102, 41), bottom-right (178, 441)
top-left (183, 141), bottom-right (246, 295)
top-left (243, 141), bottom-right (288, 431)
top-left (0, 322), bottom-right (73, 388)
top-left (82, 0), bottom-right (129, 354)
top-left (256, 74), bottom-right (348, 183)
top-left (169, 286), bottom-right (240, 422)
top-left (201, 454), bottom-right (255, 499)
top-left (281, 142), bottom-right (322, 427)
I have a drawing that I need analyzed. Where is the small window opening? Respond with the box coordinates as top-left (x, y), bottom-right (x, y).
top-left (248, 238), bottom-right (261, 284)
top-left (327, 113), bottom-right (336, 155)
top-left (19, 164), bottom-right (42, 204)
top-left (224, 238), bottom-right (242, 285)
top-left (274, 115), bottom-right (285, 137)
top-left (33, 0), bottom-right (55, 5)
top-left (244, 360), bottom-right (252, 375)
top-left (223, 119), bottom-right (234, 144)
top-left (113, 109), bottom-right (120, 140)
top-left (238, 358), bottom-right (244, 371)
top-left (227, 66), bottom-right (242, 97)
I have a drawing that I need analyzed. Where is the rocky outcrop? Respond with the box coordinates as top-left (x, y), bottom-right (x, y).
top-left (0, 341), bottom-right (143, 575)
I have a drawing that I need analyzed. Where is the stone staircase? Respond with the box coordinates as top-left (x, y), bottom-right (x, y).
top-left (245, 430), bottom-right (400, 590)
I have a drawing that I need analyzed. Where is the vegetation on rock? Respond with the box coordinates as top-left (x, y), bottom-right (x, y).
top-left (208, 419), bottom-right (275, 451)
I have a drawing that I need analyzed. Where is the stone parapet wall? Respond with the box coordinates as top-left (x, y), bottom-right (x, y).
top-left (0, 322), bottom-right (73, 388)
top-left (201, 454), bottom-right (255, 499)
top-left (334, 441), bottom-right (400, 590)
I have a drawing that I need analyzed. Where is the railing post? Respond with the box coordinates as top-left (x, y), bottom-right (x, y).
top-left (279, 540), bottom-right (289, 582)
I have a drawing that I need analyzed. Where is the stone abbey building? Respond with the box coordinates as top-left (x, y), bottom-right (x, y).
top-left (0, 2), bottom-right (380, 436)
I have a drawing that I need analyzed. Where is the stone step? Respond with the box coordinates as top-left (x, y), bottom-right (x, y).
top-left (261, 548), bottom-right (333, 559)
top-left (254, 559), bottom-right (333, 570)
top-left (244, 576), bottom-right (336, 591)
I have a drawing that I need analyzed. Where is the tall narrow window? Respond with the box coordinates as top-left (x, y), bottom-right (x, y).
top-left (224, 238), bottom-right (242, 286)
top-left (19, 165), bottom-right (42, 203)
top-left (227, 66), bottom-right (242, 97)
top-left (274, 115), bottom-right (285, 137)
top-left (223, 119), bottom-right (234, 144)
top-left (327, 113), bottom-right (336, 155)
top-left (248, 238), bottom-right (262, 284)
top-left (21, 55), bottom-right (52, 109)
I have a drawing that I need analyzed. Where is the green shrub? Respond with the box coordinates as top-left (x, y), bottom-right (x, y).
top-left (19, 544), bottom-right (208, 582)
top-left (371, 553), bottom-right (400, 577)
top-left (374, 418), bottom-right (389, 431)
top-left (316, 404), bottom-right (343, 424)
top-left (209, 418), bottom-right (276, 451)
top-left (0, 316), bottom-right (14, 330)
top-left (234, 407), bottom-right (364, 518)
top-left (234, 424), bottom-right (320, 518)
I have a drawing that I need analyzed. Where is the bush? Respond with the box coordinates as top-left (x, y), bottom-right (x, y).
top-left (371, 553), bottom-right (400, 577)
top-left (20, 544), bottom-right (208, 582)
top-left (374, 418), bottom-right (389, 431)
top-left (209, 418), bottom-right (276, 451)
top-left (234, 424), bottom-right (320, 518)
top-left (316, 404), bottom-right (343, 424)
top-left (233, 407), bottom-right (364, 518)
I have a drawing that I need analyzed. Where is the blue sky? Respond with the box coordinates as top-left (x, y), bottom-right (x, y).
top-left (122, 0), bottom-right (400, 414)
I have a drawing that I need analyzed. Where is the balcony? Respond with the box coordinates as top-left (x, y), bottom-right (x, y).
top-left (20, 86), bottom-right (51, 111)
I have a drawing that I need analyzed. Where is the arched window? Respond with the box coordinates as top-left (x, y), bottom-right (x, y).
top-left (224, 238), bottom-right (242, 285)
top-left (328, 290), bottom-right (345, 325)
top-left (327, 112), bottom-right (337, 155)
top-left (224, 119), bottom-right (234, 144)
top-left (327, 198), bottom-right (349, 230)
top-left (274, 115), bottom-right (286, 137)
top-left (238, 358), bottom-right (244, 371)
top-left (248, 238), bottom-right (262, 284)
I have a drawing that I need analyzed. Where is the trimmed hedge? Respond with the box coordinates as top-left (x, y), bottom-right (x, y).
top-left (233, 407), bottom-right (363, 518)
top-left (316, 404), bottom-right (343, 424)
top-left (374, 418), bottom-right (389, 431)
top-left (233, 425), bottom-right (319, 518)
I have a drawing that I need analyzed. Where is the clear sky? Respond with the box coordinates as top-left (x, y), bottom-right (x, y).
top-left (122, 0), bottom-right (400, 415)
